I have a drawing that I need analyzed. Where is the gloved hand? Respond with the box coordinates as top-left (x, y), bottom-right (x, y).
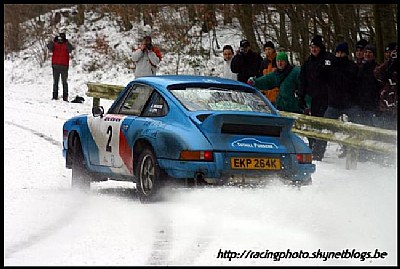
top-left (303, 107), bottom-right (311, 115)
top-left (298, 97), bottom-right (307, 110)
top-left (247, 77), bottom-right (255, 86)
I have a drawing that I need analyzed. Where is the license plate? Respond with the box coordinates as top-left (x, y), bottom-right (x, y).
top-left (231, 157), bottom-right (281, 170)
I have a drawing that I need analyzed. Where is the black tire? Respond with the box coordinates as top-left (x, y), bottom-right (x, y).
top-left (135, 148), bottom-right (162, 203)
top-left (71, 136), bottom-right (90, 191)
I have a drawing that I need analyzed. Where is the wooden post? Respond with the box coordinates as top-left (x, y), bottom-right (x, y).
top-left (346, 148), bottom-right (358, 170)
top-left (92, 97), bottom-right (100, 107)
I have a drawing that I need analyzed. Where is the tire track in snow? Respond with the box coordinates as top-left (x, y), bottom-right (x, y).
top-left (4, 121), bottom-right (80, 259)
top-left (4, 190), bottom-right (89, 259)
top-left (5, 120), bottom-right (62, 147)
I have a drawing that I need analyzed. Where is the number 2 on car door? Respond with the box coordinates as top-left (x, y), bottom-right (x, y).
top-left (106, 125), bottom-right (112, 152)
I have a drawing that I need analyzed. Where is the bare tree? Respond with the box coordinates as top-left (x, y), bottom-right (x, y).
top-left (234, 4), bottom-right (261, 53)
top-left (374, 4), bottom-right (397, 63)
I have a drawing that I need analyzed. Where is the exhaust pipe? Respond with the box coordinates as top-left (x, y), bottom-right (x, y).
top-left (195, 172), bottom-right (205, 182)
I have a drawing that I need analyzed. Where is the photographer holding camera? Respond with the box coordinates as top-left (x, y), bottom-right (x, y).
top-left (374, 42), bottom-right (397, 130)
top-left (47, 32), bottom-right (74, 101)
top-left (230, 39), bottom-right (263, 83)
top-left (132, 36), bottom-right (162, 78)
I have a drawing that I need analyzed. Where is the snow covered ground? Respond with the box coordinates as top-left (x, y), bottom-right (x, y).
top-left (4, 6), bottom-right (397, 266)
top-left (4, 58), bottom-right (398, 267)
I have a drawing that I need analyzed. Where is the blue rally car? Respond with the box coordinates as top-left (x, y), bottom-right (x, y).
top-left (63, 75), bottom-right (315, 202)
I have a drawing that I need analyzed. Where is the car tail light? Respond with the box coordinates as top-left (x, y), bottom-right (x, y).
top-left (296, 154), bottom-right (312, 164)
top-left (179, 150), bottom-right (213, 161)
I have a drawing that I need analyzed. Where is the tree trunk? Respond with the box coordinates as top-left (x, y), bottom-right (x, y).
top-left (222, 4), bottom-right (233, 25)
top-left (375, 4), bottom-right (397, 63)
top-left (373, 4), bottom-right (384, 64)
top-left (235, 4), bottom-right (260, 54)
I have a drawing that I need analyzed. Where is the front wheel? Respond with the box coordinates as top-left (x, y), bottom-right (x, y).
top-left (71, 136), bottom-right (90, 190)
top-left (135, 148), bottom-right (162, 203)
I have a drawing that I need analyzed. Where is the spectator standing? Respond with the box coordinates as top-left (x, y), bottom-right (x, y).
top-left (374, 44), bottom-right (397, 130)
top-left (132, 36), bottom-right (162, 78)
top-left (260, 41), bottom-right (277, 75)
top-left (249, 51), bottom-right (309, 113)
top-left (221, 45), bottom-right (238, 80)
top-left (353, 44), bottom-right (380, 126)
top-left (230, 39), bottom-right (263, 83)
top-left (325, 42), bottom-right (359, 118)
top-left (354, 39), bottom-right (368, 68)
top-left (353, 44), bottom-right (381, 162)
top-left (259, 41), bottom-right (279, 104)
top-left (47, 32), bottom-right (74, 101)
top-left (297, 35), bottom-right (335, 161)
top-left (322, 42), bottom-right (359, 158)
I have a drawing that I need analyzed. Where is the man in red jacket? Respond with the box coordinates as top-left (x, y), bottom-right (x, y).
top-left (47, 32), bottom-right (74, 101)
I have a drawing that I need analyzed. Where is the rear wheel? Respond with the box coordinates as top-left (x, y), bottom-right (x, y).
top-left (135, 148), bottom-right (162, 203)
top-left (71, 136), bottom-right (90, 190)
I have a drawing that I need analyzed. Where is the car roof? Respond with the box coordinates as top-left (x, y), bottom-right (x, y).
top-left (132, 75), bottom-right (252, 90)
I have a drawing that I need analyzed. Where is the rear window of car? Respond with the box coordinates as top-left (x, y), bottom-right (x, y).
top-left (170, 87), bottom-right (272, 113)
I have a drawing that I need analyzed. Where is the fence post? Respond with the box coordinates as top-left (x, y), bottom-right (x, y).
top-left (345, 148), bottom-right (358, 170)
top-left (92, 97), bottom-right (100, 107)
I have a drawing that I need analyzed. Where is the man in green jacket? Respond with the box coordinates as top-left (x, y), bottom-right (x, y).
top-left (248, 51), bottom-right (310, 113)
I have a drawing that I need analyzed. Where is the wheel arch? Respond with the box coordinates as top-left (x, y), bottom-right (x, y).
top-left (133, 138), bottom-right (155, 172)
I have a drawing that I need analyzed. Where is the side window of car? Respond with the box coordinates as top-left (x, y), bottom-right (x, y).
top-left (141, 91), bottom-right (169, 117)
top-left (118, 85), bottom-right (153, 115)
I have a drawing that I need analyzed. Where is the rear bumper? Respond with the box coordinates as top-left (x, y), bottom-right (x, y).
top-left (158, 153), bottom-right (315, 182)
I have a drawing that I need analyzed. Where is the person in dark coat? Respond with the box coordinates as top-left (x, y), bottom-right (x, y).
top-left (325, 42), bottom-right (358, 116)
top-left (353, 44), bottom-right (380, 126)
top-left (323, 42), bottom-right (359, 158)
top-left (230, 39), bottom-right (263, 83)
top-left (353, 44), bottom-right (381, 162)
top-left (297, 35), bottom-right (336, 161)
top-left (47, 32), bottom-right (74, 101)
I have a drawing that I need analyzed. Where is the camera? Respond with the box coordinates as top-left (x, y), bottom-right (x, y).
top-left (55, 35), bottom-right (64, 43)
top-left (146, 43), bottom-right (153, 50)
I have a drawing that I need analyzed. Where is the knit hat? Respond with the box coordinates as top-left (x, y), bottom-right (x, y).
top-left (385, 42), bottom-right (397, 52)
top-left (310, 35), bottom-right (324, 48)
top-left (364, 44), bottom-right (377, 56)
top-left (335, 42), bottom-right (349, 55)
top-left (264, 41), bottom-right (275, 50)
top-left (240, 39), bottom-right (250, 48)
top-left (355, 39), bottom-right (368, 50)
top-left (276, 51), bottom-right (288, 62)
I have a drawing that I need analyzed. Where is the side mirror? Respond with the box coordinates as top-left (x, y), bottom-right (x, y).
top-left (92, 106), bottom-right (104, 117)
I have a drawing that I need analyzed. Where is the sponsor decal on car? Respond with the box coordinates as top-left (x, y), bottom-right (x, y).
top-left (231, 138), bottom-right (277, 149)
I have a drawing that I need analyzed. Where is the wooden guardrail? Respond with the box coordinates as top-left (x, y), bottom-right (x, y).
top-left (86, 82), bottom-right (397, 169)
top-left (280, 111), bottom-right (397, 169)
top-left (86, 82), bottom-right (124, 107)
